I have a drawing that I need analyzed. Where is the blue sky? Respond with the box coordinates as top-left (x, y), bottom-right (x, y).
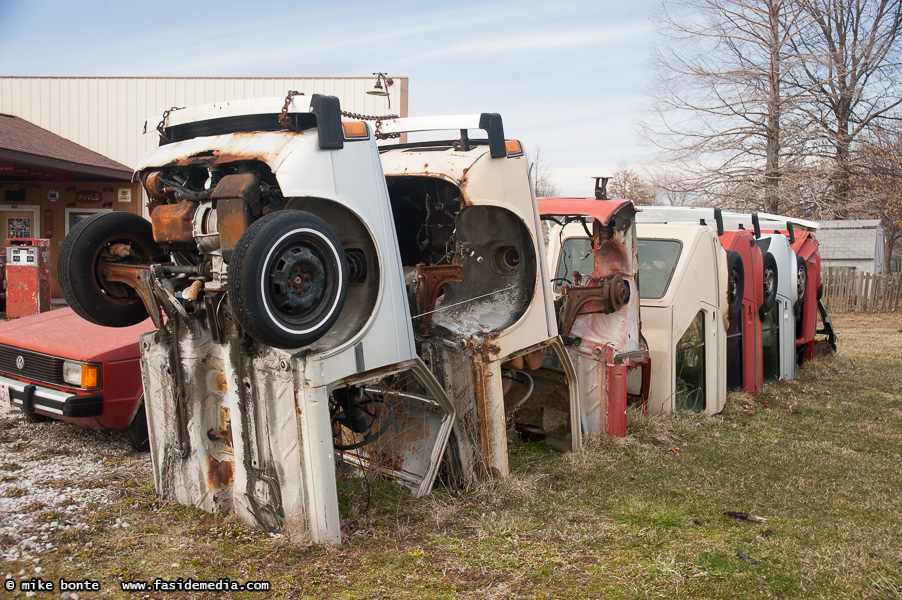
top-left (0, 0), bottom-right (660, 195)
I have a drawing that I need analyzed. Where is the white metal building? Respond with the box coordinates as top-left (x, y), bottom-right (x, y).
top-left (0, 76), bottom-right (408, 173)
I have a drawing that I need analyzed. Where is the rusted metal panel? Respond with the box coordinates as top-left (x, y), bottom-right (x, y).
top-left (151, 200), bottom-right (198, 243)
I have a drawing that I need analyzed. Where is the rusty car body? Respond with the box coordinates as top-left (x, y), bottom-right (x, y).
top-left (376, 118), bottom-right (581, 483)
top-left (538, 189), bottom-right (649, 437)
top-left (58, 94), bottom-right (460, 545)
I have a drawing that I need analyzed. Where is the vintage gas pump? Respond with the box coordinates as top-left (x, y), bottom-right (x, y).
top-left (5, 238), bottom-right (51, 318)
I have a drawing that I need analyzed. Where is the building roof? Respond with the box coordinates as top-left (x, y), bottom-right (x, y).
top-left (816, 219), bottom-right (884, 261)
top-left (0, 113), bottom-right (132, 180)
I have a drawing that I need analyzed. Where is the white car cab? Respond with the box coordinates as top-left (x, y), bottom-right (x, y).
top-left (58, 94), bottom-right (458, 545)
top-left (635, 222), bottom-right (728, 415)
top-left (377, 117), bottom-right (580, 482)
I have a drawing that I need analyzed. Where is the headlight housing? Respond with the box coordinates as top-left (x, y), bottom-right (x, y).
top-left (62, 360), bottom-right (102, 389)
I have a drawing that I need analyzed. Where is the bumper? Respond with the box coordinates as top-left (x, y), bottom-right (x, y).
top-left (0, 374), bottom-right (102, 418)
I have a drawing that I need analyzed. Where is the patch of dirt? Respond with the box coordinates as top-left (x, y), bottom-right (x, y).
top-left (0, 402), bottom-right (151, 564)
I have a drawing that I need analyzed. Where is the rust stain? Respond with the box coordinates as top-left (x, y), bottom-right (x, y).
top-left (416, 263), bottom-right (464, 337)
top-left (206, 455), bottom-right (234, 490)
top-left (219, 405), bottom-right (233, 441)
top-left (479, 332), bottom-right (502, 360)
top-left (214, 371), bottom-right (228, 393)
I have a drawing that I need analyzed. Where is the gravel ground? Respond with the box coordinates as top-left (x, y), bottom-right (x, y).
top-left (0, 401), bottom-right (151, 568)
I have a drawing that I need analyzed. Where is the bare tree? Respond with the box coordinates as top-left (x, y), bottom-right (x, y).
top-left (790, 0), bottom-right (902, 206)
top-left (528, 146), bottom-right (561, 198)
top-left (642, 0), bottom-right (810, 212)
top-left (852, 126), bottom-right (902, 260)
top-left (608, 165), bottom-right (657, 205)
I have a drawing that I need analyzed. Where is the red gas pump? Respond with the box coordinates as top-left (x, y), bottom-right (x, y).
top-left (5, 238), bottom-right (51, 318)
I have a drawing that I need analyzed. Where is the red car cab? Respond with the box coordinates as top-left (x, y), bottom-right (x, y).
top-left (0, 308), bottom-right (153, 450)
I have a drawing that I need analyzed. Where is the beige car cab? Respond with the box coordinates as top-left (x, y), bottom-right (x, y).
top-left (635, 222), bottom-right (728, 415)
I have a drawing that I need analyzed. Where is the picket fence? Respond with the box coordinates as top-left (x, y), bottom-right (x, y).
top-left (821, 267), bottom-right (902, 311)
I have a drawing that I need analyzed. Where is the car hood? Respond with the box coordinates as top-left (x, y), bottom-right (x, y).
top-left (0, 308), bottom-right (154, 362)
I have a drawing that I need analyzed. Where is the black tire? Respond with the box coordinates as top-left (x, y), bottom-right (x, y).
top-left (726, 250), bottom-right (744, 323)
top-left (126, 400), bottom-right (150, 452)
top-left (58, 212), bottom-right (163, 327)
top-left (796, 254), bottom-right (808, 301)
top-left (230, 211), bottom-right (348, 349)
top-left (759, 253), bottom-right (779, 319)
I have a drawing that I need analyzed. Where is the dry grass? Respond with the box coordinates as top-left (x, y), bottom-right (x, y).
top-left (1, 311), bottom-right (900, 599)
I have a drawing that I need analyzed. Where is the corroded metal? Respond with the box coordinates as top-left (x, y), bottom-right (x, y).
top-left (151, 200), bottom-right (198, 244)
top-left (414, 264), bottom-right (464, 337)
top-left (99, 263), bottom-right (163, 329)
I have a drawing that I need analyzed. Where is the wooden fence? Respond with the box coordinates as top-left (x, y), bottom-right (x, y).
top-left (821, 267), bottom-right (902, 311)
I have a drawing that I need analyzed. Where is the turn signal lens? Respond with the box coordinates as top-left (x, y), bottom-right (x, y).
top-left (505, 140), bottom-right (523, 157)
top-left (81, 364), bottom-right (101, 389)
top-left (342, 121), bottom-right (369, 139)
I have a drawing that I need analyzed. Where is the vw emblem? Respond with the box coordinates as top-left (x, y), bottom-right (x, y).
top-left (15, 356), bottom-right (24, 370)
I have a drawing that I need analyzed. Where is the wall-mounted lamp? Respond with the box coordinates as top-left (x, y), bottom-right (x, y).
top-left (366, 72), bottom-right (393, 97)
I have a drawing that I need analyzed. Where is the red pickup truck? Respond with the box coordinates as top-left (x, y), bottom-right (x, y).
top-left (0, 308), bottom-right (153, 450)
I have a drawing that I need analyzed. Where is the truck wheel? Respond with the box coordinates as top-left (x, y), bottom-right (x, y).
top-left (126, 401), bottom-right (150, 452)
top-left (796, 254), bottom-right (807, 301)
top-left (726, 250), bottom-right (744, 322)
top-left (230, 211), bottom-right (348, 349)
top-left (759, 253), bottom-right (778, 318)
top-left (58, 212), bottom-right (163, 327)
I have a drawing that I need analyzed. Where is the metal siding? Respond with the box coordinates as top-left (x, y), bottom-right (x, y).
top-left (0, 77), bottom-right (406, 172)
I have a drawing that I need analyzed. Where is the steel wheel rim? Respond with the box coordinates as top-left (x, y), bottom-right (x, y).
top-left (264, 232), bottom-right (339, 330)
top-left (797, 263), bottom-right (807, 298)
top-left (764, 267), bottom-right (776, 300)
top-left (729, 266), bottom-right (741, 306)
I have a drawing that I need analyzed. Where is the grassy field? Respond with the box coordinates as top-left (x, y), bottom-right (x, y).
top-left (2, 311), bottom-right (901, 599)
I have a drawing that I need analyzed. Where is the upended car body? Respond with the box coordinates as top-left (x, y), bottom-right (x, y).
top-left (57, 94), bottom-right (578, 545)
top-left (754, 214), bottom-right (836, 363)
top-left (718, 212), bottom-right (802, 382)
top-left (0, 308), bottom-right (152, 450)
top-left (635, 207), bottom-right (766, 395)
top-left (60, 95), bottom-right (458, 545)
top-left (377, 118), bottom-right (580, 479)
top-left (635, 222), bottom-right (728, 415)
top-left (538, 194), bottom-right (649, 436)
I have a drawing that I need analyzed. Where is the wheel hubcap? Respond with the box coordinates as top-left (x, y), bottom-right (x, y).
top-left (764, 268), bottom-right (775, 298)
top-left (798, 265), bottom-right (807, 298)
top-left (270, 245), bottom-right (328, 317)
top-left (729, 268), bottom-right (740, 305)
